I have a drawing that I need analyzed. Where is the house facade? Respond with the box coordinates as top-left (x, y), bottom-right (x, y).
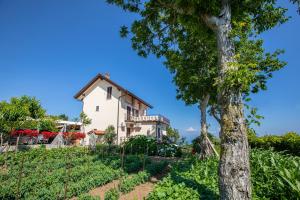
top-left (74, 73), bottom-right (170, 144)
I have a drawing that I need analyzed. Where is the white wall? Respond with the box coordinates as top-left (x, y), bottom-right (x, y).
top-left (80, 78), bottom-right (152, 144)
top-left (82, 79), bottom-right (121, 134)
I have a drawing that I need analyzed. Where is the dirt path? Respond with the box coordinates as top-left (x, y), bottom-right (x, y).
top-left (88, 179), bottom-right (120, 199)
top-left (119, 182), bottom-right (154, 200)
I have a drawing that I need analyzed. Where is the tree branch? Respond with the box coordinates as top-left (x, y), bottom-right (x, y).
top-left (210, 105), bottom-right (221, 124)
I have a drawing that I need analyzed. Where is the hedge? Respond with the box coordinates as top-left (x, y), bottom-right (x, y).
top-left (249, 132), bottom-right (300, 156)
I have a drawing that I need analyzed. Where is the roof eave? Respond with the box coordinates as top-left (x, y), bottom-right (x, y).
top-left (74, 73), bottom-right (153, 109)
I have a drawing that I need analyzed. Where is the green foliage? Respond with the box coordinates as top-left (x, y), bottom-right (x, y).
top-left (145, 161), bottom-right (168, 176)
top-left (123, 155), bottom-right (144, 173)
top-left (106, 0), bottom-right (289, 98)
top-left (124, 135), bottom-right (182, 157)
top-left (118, 171), bottom-right (150, 193)
top-left (147, 178), bottom-right (200, 200)
top-left (78, 193), bottom-right (101, 200)
top-left (104, 188), bottom-right (119, 200)
top-left (80, 112), bottom-right (92, 126)
top-left (249, 132), bottom-right (300, 156)
top-left (166, 127), bottom-right (180, 144)
top-left (124, 135), bottom-right (157, 155)
top-left (57, 114), bottom-right (69, 121)
top-left (147, 149), bottom-right (300, 200)
top-left (0, 147), bottom-right (123, 199)
top-left (0, 96), bottom-right (48, 135)
top-left (251, 149), bottom-right (300, 200)
top-left (39, 118), bottom-right (58, 132)
top-left (96, 144), bottom-right (120, 156)
top-left (104, 125), bottom-right (117, 145)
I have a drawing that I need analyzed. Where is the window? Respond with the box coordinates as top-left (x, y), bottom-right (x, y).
top-left (107, 87), bottom-right (112, 99)
top-left (96, 106), bottom-right (99, 112)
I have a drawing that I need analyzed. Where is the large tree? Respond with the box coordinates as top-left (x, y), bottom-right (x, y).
top-left (164, 30), bottom-right (219, 159)
top-left (106, 0), bottom-right (290, 199)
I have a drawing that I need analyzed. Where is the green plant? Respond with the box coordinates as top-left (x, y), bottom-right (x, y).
top-left (104, 188), bottom-right (119, 200)
top-left (0, 147), bottom-right (123, 199)
top-left (104, 125), bottom-right (117, 146)
top-left (147, 149), bottom-right (300, 200)
top-left (118, 171), bottom-right (150, 193)
top-left (249, 132), bottom-right (300, 156)
top-left (124, 135), bottom-right (157, 155)
top-left (145, 161), bottom-right (168, 176)
top-left (78, 193), bottom-right (101, 200)
top-left (147, 178), bottom-right (200, 200)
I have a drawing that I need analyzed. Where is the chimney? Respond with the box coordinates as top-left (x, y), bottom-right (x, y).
top-left (104, 73), bottom-right (110, 79)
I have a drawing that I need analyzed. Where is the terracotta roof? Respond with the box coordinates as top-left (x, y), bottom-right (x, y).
top-left (74, 73), bottom-right (153, 108)
top-left (88, 129), bottom-right (105, 135)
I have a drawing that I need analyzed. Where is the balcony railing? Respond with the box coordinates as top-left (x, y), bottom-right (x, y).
top-left (125, 114), bottom-right (170, 125)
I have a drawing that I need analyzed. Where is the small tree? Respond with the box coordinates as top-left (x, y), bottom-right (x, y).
top-left (57, 114), bottom-right (69, 121)
top-left (0, 96), bottom-right (46, 150)
top-left (166, 127), bottom-right (180, 144)
top-left (80, 112), bottom-right (92, 133)
top-left (104, 125), bottom-right (117, 146)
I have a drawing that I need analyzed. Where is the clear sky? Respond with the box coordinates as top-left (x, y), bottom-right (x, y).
top-left (0, 0), bottom-right (299, 141)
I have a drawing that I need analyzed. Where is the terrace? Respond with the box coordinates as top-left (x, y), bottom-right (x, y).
top-left (125, 114), bottom-right (170, 125)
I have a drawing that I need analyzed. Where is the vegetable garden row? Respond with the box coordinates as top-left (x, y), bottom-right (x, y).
top-left (0, 146), bottom-right (169, 200)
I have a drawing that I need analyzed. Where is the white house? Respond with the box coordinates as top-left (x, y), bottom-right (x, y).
top-left (74, 73), bottom-right (170, 144)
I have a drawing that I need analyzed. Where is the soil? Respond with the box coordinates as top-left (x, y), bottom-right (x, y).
top-left (119, 182), bottom-right (154, 200)
top-left (89, 179), bottom-right (120, 199)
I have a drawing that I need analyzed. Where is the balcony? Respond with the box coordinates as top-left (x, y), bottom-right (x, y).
top-left (125, 114), bottom-right (170, 125)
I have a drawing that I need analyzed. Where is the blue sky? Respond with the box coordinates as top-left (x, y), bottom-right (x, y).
top-left (0, 0), bottom-right (299, 141)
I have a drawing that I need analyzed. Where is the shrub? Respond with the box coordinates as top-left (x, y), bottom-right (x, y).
top-left (157, 143), bottom-right (182, 157)
top-left (124, 135), bottom-right (158, 155)
top-left (249, 132), bottom-right (300, 156)
top-left (145, 161), bottom-right (168, 176)
top-left (124, 135), bottom-right (182, 157)
top-left (104, 188), bottom-right (119, 200)
top-left (96, 144), bottom-right (120, 156)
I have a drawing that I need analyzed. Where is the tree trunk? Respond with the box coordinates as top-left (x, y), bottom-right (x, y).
top-left (15, 135), bottom-right (20, 153)
top-left (0, 132), bottom-right (3, 147)
top-left (199, 94), bottom-right (214, 159)
top-left (215, 1), bottom-right (251, 199)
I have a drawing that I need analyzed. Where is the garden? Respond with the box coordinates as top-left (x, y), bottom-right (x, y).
top-left (0, 133), bottom-right (299, 200)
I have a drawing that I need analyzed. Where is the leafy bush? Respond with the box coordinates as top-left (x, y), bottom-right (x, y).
top-left (249, 132), bottom-right (300, 156)
top-left (104, 188), bottom-right (119, 200)
top-left (145, 161), bottom-right (168, 176)
top-left (124, 135), bottom-right (182, 157)
top-left (124, 135), bottom-right (158, 155)
top-left (118, 171), bottom-right (150, 193)
top-left (96, 144), bottom-right (120, 156)
top-left (123, 155), bottom-right (150, 173)
top-left (157, 143), bottom-right (182, 157)
top-left (147, 178), bottom-right (200, 200)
